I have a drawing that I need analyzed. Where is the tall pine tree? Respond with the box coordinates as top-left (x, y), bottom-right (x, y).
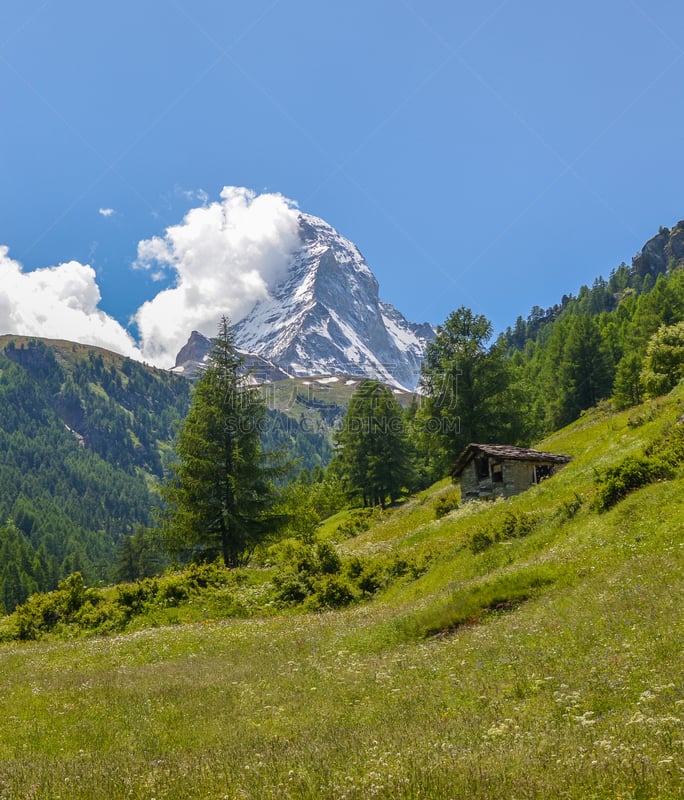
top-left (417, 307), bottom-right (520, 476)
top-left (556, 315), bottom-right (614, 426)
top-left (162, 317), bottom-right (282, 566)
top-left (334, 380), bottom-right (414, 508)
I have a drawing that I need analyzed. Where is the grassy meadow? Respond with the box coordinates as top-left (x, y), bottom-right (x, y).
top-left (1, 387), bottom-right (683, 799)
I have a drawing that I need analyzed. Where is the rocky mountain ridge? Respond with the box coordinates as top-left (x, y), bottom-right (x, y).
top-left (173, 330), bottom-right (291, 382)
top-left (632, 219), bottom-right (684, 277)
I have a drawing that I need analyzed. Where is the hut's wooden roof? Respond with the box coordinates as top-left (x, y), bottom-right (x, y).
top-left (451, 443), bottom-right (572, 477)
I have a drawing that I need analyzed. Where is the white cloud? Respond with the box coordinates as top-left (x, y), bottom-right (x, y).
top-left (98, 207), bottom-right (115, 217)
top-left (134, 186), bottom-right (301, 367)
top-left (0, 246), bottom-right (143, 360)
top-left (0, 187), bottom-right (303, 372)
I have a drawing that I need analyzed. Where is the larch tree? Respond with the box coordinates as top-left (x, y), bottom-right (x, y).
top-left (161, 317), bottom-right (281, 567)
top-left (417, 306), bottom-right (520, 476)
top-left (555, 314), bottom-right (614, 426)
top-left (334, 379), bottom-right (414, 508)
top-left (640, 321), bottom-right (684, 398)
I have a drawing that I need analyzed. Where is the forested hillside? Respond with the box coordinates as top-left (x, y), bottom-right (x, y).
top-left (406, 233), bottom-right (684, 483)
top-left (0, 337), bottom-right (192, 612)
top-left (501, 222), bottom-right (684, 435)
top-left (0, 337), bottom-right (337, 612)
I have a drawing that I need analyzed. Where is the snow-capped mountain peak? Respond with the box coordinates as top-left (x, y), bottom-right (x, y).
top-left (176, 213), bottom-right (434, 389)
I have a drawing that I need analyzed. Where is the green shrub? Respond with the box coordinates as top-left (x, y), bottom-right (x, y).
top-left (14, 592), bottom-right (63, 640)
top-left (271, 541), bottom-right (323, 605)
top-left (334, 508), bottom-right (378, 539)
top-left (156, 576), bottom-right (190, 606)
top-left (3, 561), bottom-right (249, 641)
top-left (471, 529), bottom-right (494, 553)
top-left (647, 421), bottom-right (684, 468)
top-left (190, 561), bottom-right (232, 588)
top-left (272, 571), bottom-right (313, 603)
top-left (59, 573), bottom-right (88, 614)
top-left (356, 562), bottom-right (386, 594)
top-left (434, 489), bottom-right (459, 519)
top-left (594, 417), bottom-right (683, 512)
top-left (557, 492), bottom-right (583, 521)
top-left (354, 554), bottom-right (424, 596)
top-left (116, 580), bottom-right (156, 615)
top-left (344, 556), bottom-right (363, 580)
top-left (12, 573), bottom-right (107, 639)
top-left (272, 541), bottom-right (425, 606)
top-left (72, 599), bottom-right (124, 633)
top-left (316, 542), bottom-right (341, 574)
top-left (308, 575), bottom-right (357, 609)
top-left (595, 455), bottom-right (673, 512)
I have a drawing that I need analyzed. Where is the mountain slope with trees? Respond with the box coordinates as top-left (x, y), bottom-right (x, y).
top-left (0, 336), bottom-right (192, 612)
top-left (0, 335), bottom-right (336, 611)
top-left (502, 221), bottom-right (684, 434)
top-left (1, 219), bottom-right (683, 612)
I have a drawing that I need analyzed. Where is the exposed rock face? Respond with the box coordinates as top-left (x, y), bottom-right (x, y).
top-left (665, 222), bottom-right (684, 264)
top-left (172, 330), bottom-right (291, 382)
top-left (173, 330), bottom-right (212, 375)
top-left (633, 221), bottom-right (684, 277)
top-left (231, 213), bottom-right (434, 389)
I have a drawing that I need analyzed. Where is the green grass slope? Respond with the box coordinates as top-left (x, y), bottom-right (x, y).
top-left (1, 388), bottom-right (683, 799)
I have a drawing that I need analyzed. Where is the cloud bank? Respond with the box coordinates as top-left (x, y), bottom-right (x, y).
top-left (0, 187), bottom-right (303, 370)
top-left (134, 186), bottom-right (301, 366)
top-left (0, 246), bottom-right (143, 360)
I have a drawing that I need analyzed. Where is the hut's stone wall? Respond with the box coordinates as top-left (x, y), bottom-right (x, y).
top-left (501, 460), bottom-right (535, 498)
top-left (454, 444), bottom-right (571, 503)
top-left (458, 457), bottom-right (557, 501)
top-left (460, 462), bottom-right (482, 500)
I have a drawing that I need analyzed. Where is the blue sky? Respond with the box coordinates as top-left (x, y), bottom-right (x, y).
top-left (2, 0), bottom-right (684, 365)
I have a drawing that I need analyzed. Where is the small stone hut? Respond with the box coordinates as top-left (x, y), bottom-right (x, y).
top-left (452, 443), bottom-right (571, 502)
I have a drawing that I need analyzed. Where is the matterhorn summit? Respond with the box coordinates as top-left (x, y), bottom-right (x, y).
top-left (176, 213), bottom-right (434, 390)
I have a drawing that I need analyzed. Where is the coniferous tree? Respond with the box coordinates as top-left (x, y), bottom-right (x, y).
top-left (417, 307), bottom-right (520, 476)
top-left (115, 527), bottom-right (168, 582)
top-left (640, 321), bottom-right (684, 398)
top-left (613, 351), bottom-right (644, 409)
top-left (1, 561), bottom-right (26, 614)
top-left (334, 380), bottom-right (414, 507)
top-left (555, 315), bottom-right (614, 426)
top-left (161, 317), bottom-right (282, 566)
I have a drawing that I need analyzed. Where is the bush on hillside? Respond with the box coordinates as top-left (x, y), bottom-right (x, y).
top-left (2, 561), bottom-right (238, 641)
top-left (334, 508), bottom-right (379, 539)
top-left (470, 530), bottom-right (495, 554)
top-left (594, 455), bottom-right (673, 512)
top-left (434, 489), bottom-right (460, 519)
top-left (468, 510), bottom-right (539, 554)
top-left (500, 510), bottom-right (537, 539)
top-left (306, 575), bottom-right (357, 610)
top-left (597, 415), bottom-right (684, 512)
top-left (272, 539), bottom-right (426, 607)
top-left (12, 573), bottom-right (120, 640)
top-left (646, 420), bottom-right (684, 467)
